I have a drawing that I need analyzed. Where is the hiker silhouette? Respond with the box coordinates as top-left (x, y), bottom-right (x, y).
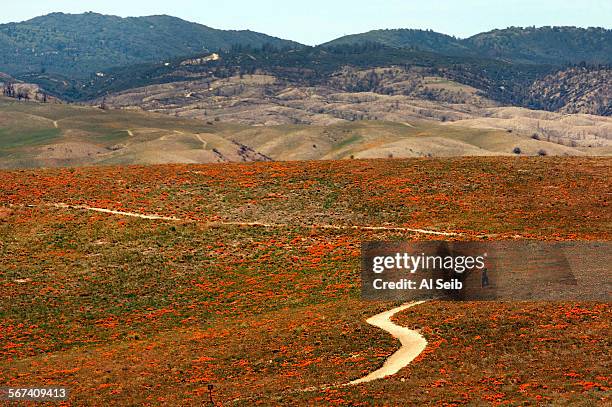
top-left (481, 267), bottom-right (489, 288)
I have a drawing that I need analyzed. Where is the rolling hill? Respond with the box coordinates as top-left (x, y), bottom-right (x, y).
top-left (1, 9), bottom-right (611, 406)
top-left (1, 157), bottom-right (610, 404)
top-left (322, 29), bottom-right (474, 57)
top-left (0, 14), bottom-right (610, 167)
top-left (465, 26), bottom-right (612, 65)
top-left (325, 26), bottom-right (612, 65)
top-left (0, 12), bottom-right (301, 78)
top-left (11, 44), bottom-right (554, 104)
top-left (1, 97), bottom-right (609, 169)
top-left (1, 13), bottom-right (609, 118)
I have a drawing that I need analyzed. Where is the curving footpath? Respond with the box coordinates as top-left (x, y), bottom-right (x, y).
top-left (50, 203), bottom-right (182, 221)
top-left (348, 301), bottom-right (427, 385)
top-left (47, 204), bottom-right (431, 392)
top-left (47, 203), bottom-right (458, 236)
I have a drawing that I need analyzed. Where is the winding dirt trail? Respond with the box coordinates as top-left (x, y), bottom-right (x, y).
top-left (50, 203), bottom-right (182, 221)
top-left (235, 301), bottom-right (428, 403)
top-left (194, 133), bottom-right (208, 148)
top-left (47, 203), bottom-right (459, 236)
top-left (45, 203), bottom-right (431, 399)
top-left (303, 302), bottom-right (428, 391)
top-left (348, 301), bottom-right (427, 385)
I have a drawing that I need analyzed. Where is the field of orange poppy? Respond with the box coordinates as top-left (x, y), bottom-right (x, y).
top-left (1, 157), bottom-right (610, 405)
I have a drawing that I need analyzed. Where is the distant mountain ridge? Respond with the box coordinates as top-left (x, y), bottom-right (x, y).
top-left (1, 13), bottom-right (610, 117)
top-left (1, 13), bottom-right (610, 82)
top-left (324, 26), bottom-right (612, 65)
top-left (0, 12), bottom-right (301, 77)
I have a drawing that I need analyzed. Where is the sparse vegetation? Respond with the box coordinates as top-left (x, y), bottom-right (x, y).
top-left (526, 66), bottom-right (611, 116)
top-left (3, 99), bottom-right (604, 169)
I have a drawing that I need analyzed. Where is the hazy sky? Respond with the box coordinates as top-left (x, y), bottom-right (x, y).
top-left (3, 0), bottom-right (611, 45)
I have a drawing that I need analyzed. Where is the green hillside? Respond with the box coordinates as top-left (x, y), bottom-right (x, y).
top-left (0, 12), bottom-right (302, 78)
top-left (466, 26), bottom-right (612, 65)
top-left (322, 29), bottom-right (474, 57)
top-left (324, 26), bottom-right (612, 65)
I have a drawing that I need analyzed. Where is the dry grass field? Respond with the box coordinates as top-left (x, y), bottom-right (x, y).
top-left (1, 98), bottom-right (608, 169)
top-left (97, 71), bottom-right (612, 152)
